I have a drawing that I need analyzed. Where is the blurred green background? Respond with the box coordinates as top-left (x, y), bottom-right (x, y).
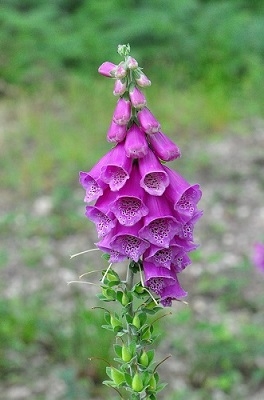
top-left (1, 0), bottom-right (264, 399)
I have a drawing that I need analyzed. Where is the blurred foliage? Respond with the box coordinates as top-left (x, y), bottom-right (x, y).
top-left (1, 0), bottom-right (264, 87)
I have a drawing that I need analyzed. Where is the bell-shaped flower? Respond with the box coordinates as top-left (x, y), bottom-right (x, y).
top-left (126, 56), bottom-right (138, 69)
top-left (115, 62), bottom-right (127, 79)
top-left (96, 235), bottom-right (127, 264)
top-left (172, 250), bottom-right (192, 273)
top-left (139, 150), bottom-right (169, 196)
top-left (171, 236), bottom-right (199, 254)
top-left (113, 97), bottom-right (131, 126)
top-left (98, 61), bottom-right (117, 77)
top-left (107, 120), bottom-right (127, 143)
top-left (79, 168), bottom-right (107, 203)
top-left (137, 107), bottom-right (160, 134)
top-left (164, 166), bottom-right (202, 222)
top-left (109, 222), bottom-right (150, 262)
top-left (100, 143), bottom-right (133, 191)
top-left (85, 206), bottom-right (116, 238)
top-left (139, 195), bottom-right (182, 248)
top-left (144, 246), bottom-right (174, 269)
top-left (144, 241), bottom-right (182, 269)
top-left (160, 276), bottom-right (188, 307)
top-left (125, 123), bottom-right (148, 159)
top-left (178, 210), bottom-right (203, 242)
top-left (143, 261), bottom-right (175, 296)
top-left (110, 165), bottom-right (148, 226)
top-left (113, 79), bottom-right (127, 96)
top-left (129, 85), bottom-right (147, 109)
top-left (148, 131), bottom-right (181, 161)
top-left (134, 70), bottom-right (151, 87)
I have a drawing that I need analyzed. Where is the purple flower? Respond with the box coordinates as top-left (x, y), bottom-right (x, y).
top-left (85, 206), bottom-right (116, 238)
top-left (164, 166), bottom-right (202, 222)
top-left (113, 98), bottom-right (131, 126)
top-left (108, 222), bottom-right (150, 262)
top-left (143, 261), bottom-right (176, 295)
top-left (139, 195), bottom-right (181, 248)
top-left (96, 235), bottom-right (127, 263)
top-left (137, 108), bottom-right (160, 134)
top-left (160, 277), bottom-right (188, 307)
top-left (129, 86), bottom-right (147, 109)
top-left (252, 243), bottom-right (264, 272)
top-left (100, 143), bottom-right (133, 191)
top-left (125, 123), bottom-right (148, 159)
top-left (148, 131), bottom-right (181, 162)
top-left (110, 165), bottom-right (148, 226)
top-left (113, 79), bottom-right (127, 96)
top-left (144, 245), bottom-right (179, 269)
top-left (178, 210), bottom-right (203, 242)
top-left (79, 168), bottom-right (107, 203)
top-left (98, 61), bottom-right (117, 77)
top-left (107, 120), bottom-right (127, 143)
top-left (139, 150), bottom-right (169, 196)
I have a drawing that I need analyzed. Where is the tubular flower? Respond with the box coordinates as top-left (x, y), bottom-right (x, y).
top-left (129, 85), bottom-right (147, 109)
top-left (79, 45), bottom-right (202, 306)
top-left (113, 98), bottom-right (131, 126)
top-left (125, 123), bottom-right (148, 159)
top-left (137, 107), bottom-right (160, 134)
top-left (148, 131), bottom-right (181, 162)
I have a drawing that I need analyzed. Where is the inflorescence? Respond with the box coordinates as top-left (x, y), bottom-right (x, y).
top-left (79, 44), bottom-right (202, 306)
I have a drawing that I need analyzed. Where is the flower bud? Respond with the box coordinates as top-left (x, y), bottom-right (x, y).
top-left (113, 79), bottom-right (127, 96)
top-left (148, 375), bottom-right (157, 391)
top-left (127, 56), bottom-right (138, 69)
top-left (132, 372), bottom-right (144, 392)
top-left (111, 367), bottom-right (125, 385)
top-left (129, 85), bottom-right (147, 109)
top-left (110, 314), bottom-right (122, 330)
top-left (132, 314), bottom-right (141, 329)
top-left (98, 61), bottom-right (117, 77)
top-left (121, 291), bottom-right (130, 306)
top-left (148, 131), bottom-right (181, 161)
top-left (137, 107), bottom-right (160, 134)
top-left (134, 69), bottom-right (151, 87)
top-left (121, 345), bottom-right (132, 362)
top-left (139, 351), bottom-right (149, 367)
top-left (115, 62), bottom-right (127, 79)
top-left (107, 120), bottom-right (127, 143)
top-left (113, 98), bottom-right (131, 126)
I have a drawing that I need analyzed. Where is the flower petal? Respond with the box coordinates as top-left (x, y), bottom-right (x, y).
top-left (137, 107), bottom-right (160, 134)
top-left (125, 123), bottom-right (148, 159)
top-left (148, 131), bottom-right (181, 161)
top-left (139, 150), bottom-right (169, 196)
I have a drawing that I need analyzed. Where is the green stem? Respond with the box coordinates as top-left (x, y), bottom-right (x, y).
top-left (126, 262), bottom-right (134, 345)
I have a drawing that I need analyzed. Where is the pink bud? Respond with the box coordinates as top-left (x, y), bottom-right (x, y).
top-left (137, 107), bottom-right (160, 134)
top-left (113, 98), bottom-right (131, 126)
top-left (107, 120), bottom-right (127, 143)
top-left (113, 79), bottom-right (127, 96)
top-left (98, 61), bottom-right (117, 77)
top-left (115, 62), bottom-right (127, 79)
top-left (127, 56), bottom-right (138, 69)
top-left (135, 71), bottom-right (151, 87)
top-left (129, 86), bottom-right (147, 109)
top-left (148, 131), bottom-right (181, 161)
